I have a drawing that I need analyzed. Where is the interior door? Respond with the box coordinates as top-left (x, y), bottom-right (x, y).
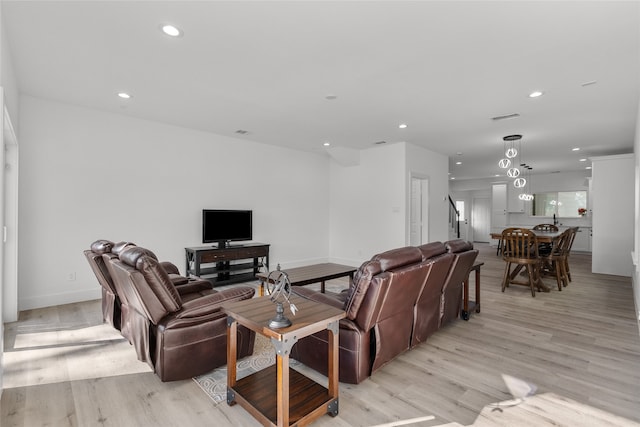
top-left (472, 197), bottom-right (491, 243)
top-left (409, 176), bottom-right (429, 245)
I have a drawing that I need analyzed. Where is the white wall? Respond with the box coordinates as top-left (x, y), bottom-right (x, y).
top-left (328, 142), bottom-right (449, 266)
top-left (591, 154), bottom-right (634, 277)
top-left (632, 98), bottom-right (640, 329)
top-left (328, 142), bottom-right (406, 265)
top-left (18, 95), bottom-right (331, 309)
top-left (406, 142), bottom-right (450, 244)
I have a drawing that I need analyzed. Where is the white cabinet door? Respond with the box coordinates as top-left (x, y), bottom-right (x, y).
top-left (572, 227), bottom-right (591, 252)
top-left (491, 184), bottom-right (507, 232)
top-left (507, 184), bottom-right (525, 213)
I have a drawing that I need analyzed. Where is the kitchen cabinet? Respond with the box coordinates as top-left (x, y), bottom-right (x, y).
top-left (507, 184), bottom-right (525, 213)
top-left (491, 184), bottom-right (507, 232)
top-left (572, 227), bottom-right (591, 252)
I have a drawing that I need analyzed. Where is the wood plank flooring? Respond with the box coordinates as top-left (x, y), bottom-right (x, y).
top-left (2, 243), bottom-right (640, 426)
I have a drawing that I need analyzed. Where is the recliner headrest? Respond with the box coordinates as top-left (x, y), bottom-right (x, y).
top-left (112, 241), bottom-right (137, 256)
top-left (90, 239), bottom-right (114, 255)
top-left (119, 246), bottom-right (159, 269)
top-left (371, 246), bottom-right (423, 272)
top-left (445, 239), bottom-right (474, 254)
top-left (417, 241), bottom-right (447, 260)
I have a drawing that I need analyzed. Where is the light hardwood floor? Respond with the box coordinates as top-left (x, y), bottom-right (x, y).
top-left (2, 243), bottom-right (640, 426)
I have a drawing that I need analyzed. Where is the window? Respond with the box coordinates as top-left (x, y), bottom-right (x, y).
top-left (532, 191), bottom-right (587, 217)
top-left (455, 200), bottom-right (465, 221)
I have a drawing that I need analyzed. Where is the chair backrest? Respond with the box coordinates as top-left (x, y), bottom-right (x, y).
top-left (565, 227), bottom-right (579, 254)
top-left (502, 227), bottom-right (539, 260)
top-left (533, 224), bottom-right (559, 232)
top-left (108, 246), bottom-right (182, 325)
top-left (343, 246), bottom-right (439, 373)
top-left (411, 242), bottom-right (455, 346)
top-left (84, 239), bottom-right (116, 294)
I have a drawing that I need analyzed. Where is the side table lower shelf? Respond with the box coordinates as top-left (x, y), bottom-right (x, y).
top-left (229, 365), bottom-right (336, 426)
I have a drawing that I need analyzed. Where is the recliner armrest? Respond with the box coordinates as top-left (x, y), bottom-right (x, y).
top-left (175, 279), bottom-right (213, 294)
top-left (176, 286), bottom-right (255, 319)
top-left (292, 287), bottom-right (345, 310)
top-left (160, 261), bottom-right (180, 275)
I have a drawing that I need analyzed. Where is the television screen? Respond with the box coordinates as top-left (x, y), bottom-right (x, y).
top-left (202, 210), bottom-right (252, 246)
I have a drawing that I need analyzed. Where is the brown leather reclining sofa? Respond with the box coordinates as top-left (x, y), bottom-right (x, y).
top-left (85, 239), bottom-right (256, 381)
top-left (291, 239), bottom-right (478, 384)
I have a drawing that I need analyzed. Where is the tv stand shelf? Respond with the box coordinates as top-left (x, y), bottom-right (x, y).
top-left (185, 243), bottom-right (269, 287)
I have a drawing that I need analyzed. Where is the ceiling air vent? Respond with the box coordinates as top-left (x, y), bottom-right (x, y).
top-left (235, 129), bottom-right (250, 135)
top-left (491, 113), bottom-right (520, 121)
top-left (374, 140), bottom-right (387, 145)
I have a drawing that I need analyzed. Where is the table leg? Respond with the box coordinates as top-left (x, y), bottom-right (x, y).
top-left (226, 317), bottom-right (238, 405)
top-left (462, 277), bottom-right (470, 321)
top-left (474, 266), bottom-right (481, 313)
top-left (276, 351), bottom-right (290, 427)
top-left (320, 280), bottom-right (326, 293)
top-left (327, 321), bottom-right (340, 416)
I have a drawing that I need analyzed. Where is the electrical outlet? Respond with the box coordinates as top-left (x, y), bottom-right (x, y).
top-left (66, 272), bottom-right (76, 281)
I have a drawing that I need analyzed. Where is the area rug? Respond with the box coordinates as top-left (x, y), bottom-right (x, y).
top-left (193, 333), bottom-right (300, 405)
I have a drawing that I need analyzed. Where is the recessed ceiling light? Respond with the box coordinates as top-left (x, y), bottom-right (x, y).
top-left (455, 161), bottom-right (462, 165)
top-left (529, 91), bottom-right (544, 98)
top-left (117, 92), bottom-right (131, 99)
top-left (450, 177), bottom-right (456, 180)
top-left (586, 166), bottom-right (592, 170)
top-left (323, 142), bottom-right (330, 146)
top-left (495, 174), bottom-right (500, 177)
top-left (398, 123), bottom-right (407, 129)
top-left (579, 158), bottom-right (587, 162)
top-left (572, 147), bottom-right (580, 151)
top-left (161, 24), bottom-right (182, 37)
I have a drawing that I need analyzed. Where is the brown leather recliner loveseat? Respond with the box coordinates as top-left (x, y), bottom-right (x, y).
top-left (291, 239), bottom-right (477, 384)
top-left (102, 244), bottom-right (256, 381)
top-left (84, 239), bottom-right (213, 337)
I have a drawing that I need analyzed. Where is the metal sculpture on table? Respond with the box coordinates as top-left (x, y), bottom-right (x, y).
top-left (265, 265), bottom-right (298, 328)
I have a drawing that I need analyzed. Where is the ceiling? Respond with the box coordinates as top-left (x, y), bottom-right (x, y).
top-left (3, 1), bottom-right (639, 181)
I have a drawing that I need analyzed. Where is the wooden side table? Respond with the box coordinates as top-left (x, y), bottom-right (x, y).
top-left (462, 261), bottom-right (484, 320)
top-left (223, 295), bottom-right (346, 427)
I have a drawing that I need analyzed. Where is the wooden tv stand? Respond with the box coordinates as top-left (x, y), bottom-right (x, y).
top-left (184, 243), bottom-right (269, 287)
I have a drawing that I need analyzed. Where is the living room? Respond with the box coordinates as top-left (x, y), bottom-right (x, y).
top-left (1, 1), bottom-right (640, 426)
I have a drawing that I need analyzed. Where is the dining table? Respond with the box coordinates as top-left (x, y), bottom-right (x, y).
top-left (491, 228), bottom-right (565, 292)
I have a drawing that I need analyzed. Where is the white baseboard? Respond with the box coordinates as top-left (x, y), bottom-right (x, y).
top-left (19, 288), bottom-right (101, 311)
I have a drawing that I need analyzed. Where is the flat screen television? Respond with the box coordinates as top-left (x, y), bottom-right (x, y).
top-left (202, 209), bottom-right (253, 247)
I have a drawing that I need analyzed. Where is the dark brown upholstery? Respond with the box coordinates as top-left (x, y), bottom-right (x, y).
top-left (411, 242), bottom-right (454, 346)
top-left (105, 245), bottom-right (256, 381)
top-left (83, 239), bottom-right (120, 330)
top-left (84, 239), bottom-right (212, 339)
top-left (291, 242), bottom-right (475, 384)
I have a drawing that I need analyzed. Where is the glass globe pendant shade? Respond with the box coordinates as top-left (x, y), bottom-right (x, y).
top-left (498, 158), bottom-right (511, 169)
top-left (518, 193), bottom-right (527, 200)
top-left (514, 177), bottom-right (527, 188)
top-left (505, 147), bottom-right (518, 158)
top-left (525, 194), bottom-right (534, 201)
top-left (507, 167), bottom-right (520, 178)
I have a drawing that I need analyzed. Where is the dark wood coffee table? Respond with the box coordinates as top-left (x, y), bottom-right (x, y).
top-left (223, 295), bottom-right (346, 427)
top-left (256, 262), bottom-right (357, 295)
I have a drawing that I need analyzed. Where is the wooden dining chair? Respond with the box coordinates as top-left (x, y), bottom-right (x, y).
top-left (563, 227), bottom-right (579, 283)
top-left (501, 227), bottom-right (541, 297)
top-left (539, 228), bottom-right (571, 290)
top-left (532, 224), bottom-right (559, 232)
top-left (533, 224), bottom-right (559, 255)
